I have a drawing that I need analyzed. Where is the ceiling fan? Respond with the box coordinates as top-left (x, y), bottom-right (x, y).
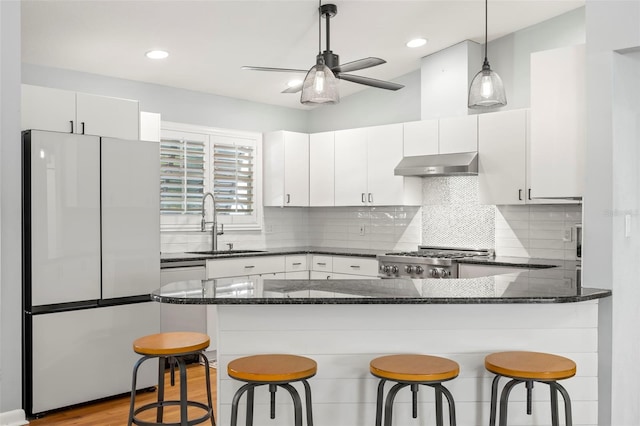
top-left (241, 2), bottom-right (404, 103)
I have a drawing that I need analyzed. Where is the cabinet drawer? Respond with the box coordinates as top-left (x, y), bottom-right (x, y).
top-left (207, 256), bottom-right (285, 279)
top-left (311, 255), bottom-right (333, 272)
top-left (332, 256), bottom-right (378, 277)
top-left (285, 255), bottom-right (308, 272)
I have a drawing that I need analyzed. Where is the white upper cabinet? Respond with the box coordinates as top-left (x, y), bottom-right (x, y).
top-left (403, 119), bottom-right (439, 156)
top-left (309, 131), bottom-right (335, 206)
top-left (335, 124), bottom-right (421, 206)
top-left (263, 131), bottom-right (309, 207)
top-left (140, 111), bottom-right (162, 142)
top-left (22, 84), bottom-right (140, 140)
top-left (530, 44), bottom-right (586, 199)
top-left (334, 128), bottom-right (368, 206)
top-left (478, 109), bottom-right (529, 205)
top-left (439, 115), bottom-right (478, 153)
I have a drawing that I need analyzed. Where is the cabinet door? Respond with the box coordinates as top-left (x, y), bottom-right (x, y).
top-left (263, 131), bottom-right (286, 207)
top-left (140, 111), bottom-right (161, 142)
top-left (76, 92), bottom-right (139, 140)
top-left (309, 132), bottom-right (335, 206)
top-left (101, 138), bottom-right (160, 299)
top-left (458, 263), bottom-right (526, 278)
top-left (22, 85), bottom-right (76, 133)
top-left (439, 115), bottom-right (478, 153)
top-left (403, 120), bottom-right (439, 156)
top-left (530, 44), bottom-right (585, 199)
top-left (334, 128), bottom-right (368, 206)
top-left (283, 132), bottom-right (309, 206)
top-left (366, 123), bottom-right (405, 205)
top-left (478, 109), bottom-right (528, 205)
top-left (27, 131), bottom-right (101, 306)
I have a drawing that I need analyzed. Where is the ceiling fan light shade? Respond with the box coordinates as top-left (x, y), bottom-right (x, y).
top-left (468, 60), bottom-right (506, 109)
top-left (300, 60), bottom-right (340, 105)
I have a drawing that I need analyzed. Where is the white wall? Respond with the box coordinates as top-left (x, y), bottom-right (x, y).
top-left (584, 1), bottom-right (640, 425)
top-left (0, 0), bottom-right (22, 412)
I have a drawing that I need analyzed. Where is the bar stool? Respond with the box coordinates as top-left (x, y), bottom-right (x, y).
top-left (370, 354), bottom-right (459, 426)
top-left (128, 331), bottom-right (215, 426)
top-left (485, 351), bottom-right (576, 426)
top-left (227, 354), bottom-right (316, 426)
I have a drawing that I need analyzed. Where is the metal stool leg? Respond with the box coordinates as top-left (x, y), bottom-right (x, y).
top-left (526, 380), bottom-right (534, 415)
top-left (157, 356), bottom-right (167, 423)
top-left (302, 379), bottom-right (314, 426)
top-left (554, 381), bottom-right (573, 426)
top-left (498, 379), bottom-right (522, 426)
top-left (246, 387), bottom-right (255, 426)
top-left (230, 383), bottom-right (255, 426)
top-left (550, 381), bottom-right (559, 426)
top-left (269, 384), bottom-right (277, 419)
top-left (199, 353), bottom-right (216, 426)
top-left (175, 356), bottom-right (189, 426)
top-left (435, 384), bottom-right (457, 426)
top-left (489, 375), bottom-right (501, 426)
top-left (383, 383), bottom-right (409, 426)
top-left (128, 355), bottom-right (151, 426)
top-left (434, 385), bottom-right (443, 426)
top-left (279, 383), bottom-right (304, 426)
top-left (375, 379), bottom-right (386, 426)
top-left (411, 384), bottom-right (419, 419)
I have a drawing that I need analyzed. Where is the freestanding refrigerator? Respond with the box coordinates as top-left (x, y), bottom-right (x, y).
top-left (22, 130), bottom-right (161, 416)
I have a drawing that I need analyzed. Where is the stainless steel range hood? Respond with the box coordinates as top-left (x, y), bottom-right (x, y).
top-left (394, 152), bottom-right (478, 177)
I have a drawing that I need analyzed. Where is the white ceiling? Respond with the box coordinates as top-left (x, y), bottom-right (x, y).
top-left (21, 0), bottom-right (584, 110)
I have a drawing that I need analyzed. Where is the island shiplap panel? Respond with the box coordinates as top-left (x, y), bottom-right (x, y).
top-left (216, 302), bottom-right (599, 426)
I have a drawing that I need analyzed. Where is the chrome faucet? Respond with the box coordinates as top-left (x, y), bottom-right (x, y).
top-left (201, 192), bottom-right (224, 251)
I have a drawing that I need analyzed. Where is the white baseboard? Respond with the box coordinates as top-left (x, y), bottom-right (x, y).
top-left (0, 409), bottom-right (29, 425)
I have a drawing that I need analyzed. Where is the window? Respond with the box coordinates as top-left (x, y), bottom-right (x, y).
top-left (160, 122), bottom-right (262, 231)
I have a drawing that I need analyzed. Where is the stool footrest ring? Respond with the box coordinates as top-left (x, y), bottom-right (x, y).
top-left (131, 400), bottom-right (213, 426)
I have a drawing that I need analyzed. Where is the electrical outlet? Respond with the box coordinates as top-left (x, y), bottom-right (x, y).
top-left (359, 225), bottom-right (365, 236)
top-left (562, 227), bottom-right (572, 242)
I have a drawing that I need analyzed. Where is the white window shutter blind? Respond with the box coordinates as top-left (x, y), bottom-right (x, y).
top-left (160, 137), bottom-right (205, 214)
top-left (212, 142), bottom-right (254, 216)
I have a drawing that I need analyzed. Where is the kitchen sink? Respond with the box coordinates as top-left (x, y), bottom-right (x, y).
top-left (186, 250), bottom-right (267, 255)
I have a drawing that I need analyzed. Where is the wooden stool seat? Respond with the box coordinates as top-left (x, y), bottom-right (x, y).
top-left (228, 354), bottom-right (317, 383)
top-left (485, 351), bottom-right (576, 426)
top-left (370, 354), bottom-right (459, 383)
top-left (133, 331), bottom-right (210, 356)
top-left (485, 351), bottom-right (576, 381)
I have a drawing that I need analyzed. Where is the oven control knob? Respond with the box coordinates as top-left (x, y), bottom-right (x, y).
top-left (390, 265), bottom-right (399, 274)
top-left (438, 268), bottom-right (448, 278)
top-left (383, 265), bottom-right (391, 274)
top-left (415, 266), bottom-right (424, 275)
top-left (404, 265), bottom-right (414, 274)
top-left (430, 268), bottom-right (439, 278)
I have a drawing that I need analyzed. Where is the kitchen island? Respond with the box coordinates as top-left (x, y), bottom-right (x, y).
top-left (152, 269), bottom-right (610, 426)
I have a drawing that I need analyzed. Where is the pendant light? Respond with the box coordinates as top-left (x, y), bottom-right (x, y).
top-left (468, 0), bottom-right (506, 108)
top-left (301, 1), bottom-right (339, 105)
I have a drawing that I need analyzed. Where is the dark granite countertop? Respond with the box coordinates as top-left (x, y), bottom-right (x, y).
top-left (161, 247), bottom-right (563, 269)
top-left (152, 264), bottom-right (610, 305)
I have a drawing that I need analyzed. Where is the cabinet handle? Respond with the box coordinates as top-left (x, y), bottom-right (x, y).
top-left (244, 265), bottom-right (255, 269)
top-left (350, 265), bottom-right (361, 269)
top-left (368, 193), bottom-right (373, 203)
top-left (286, 194), bottom-right (290, 204)
top-left (528, 189), bottom-right (532, 200)
top-left (518, 189), bottom-right (523, 201)
top-left (316, 262), bottom-right (326, 266)
top-left (81, 122), bottom-right (85, 135)
top-left (292, 262), bottom-right (302, 266)
top-left (361, 193), bottom-right (366, 203)
top-left (326, 275), bottom-right (331, 280)
top-left (69, 120), bottom-right (74, 134)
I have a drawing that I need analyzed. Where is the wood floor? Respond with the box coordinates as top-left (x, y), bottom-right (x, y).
top-left (29, 364), bottom-right (217, 426)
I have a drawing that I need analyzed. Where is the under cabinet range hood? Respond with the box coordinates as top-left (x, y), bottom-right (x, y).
top-left (394, 152), bottom-right (478, 177)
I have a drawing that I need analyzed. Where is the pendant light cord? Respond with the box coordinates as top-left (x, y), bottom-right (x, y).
top-left (318, 0), bottom-right (322, 55)
top-left (484, 0), bottom-right (488, 61)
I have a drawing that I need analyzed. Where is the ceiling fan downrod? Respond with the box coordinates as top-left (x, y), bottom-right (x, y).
top-left (319, 4), bottom-right (339, 69)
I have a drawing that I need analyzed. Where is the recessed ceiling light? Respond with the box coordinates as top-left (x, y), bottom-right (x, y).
top-left (406, 38), bottom-right (427, 48)
top-left (287, 79), bottom-right (303, 88)
top-left (145, 50), bottom-right (169, 59)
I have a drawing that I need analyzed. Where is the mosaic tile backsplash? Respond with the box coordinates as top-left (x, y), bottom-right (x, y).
top-left (422, 176), bottom-right (496, 249)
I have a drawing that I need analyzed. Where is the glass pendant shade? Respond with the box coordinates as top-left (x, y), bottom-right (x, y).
top-left (301, 57), bottom-right (340, 105)
top-left (468, 59), bottom-right (506, 108)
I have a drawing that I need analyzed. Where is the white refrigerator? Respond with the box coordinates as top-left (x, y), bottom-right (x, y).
top-left (22, 130), bottom-right (161, 416)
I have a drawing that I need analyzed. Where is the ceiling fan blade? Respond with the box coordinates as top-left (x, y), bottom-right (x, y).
top-left (338, 74), bottom-right (404, 91)
top-left (281, 83), bottom-right (303, 94)
top-left (333, 57), bottom-right (386, 73)
top-left (241, 66), bottom-right (308, 73)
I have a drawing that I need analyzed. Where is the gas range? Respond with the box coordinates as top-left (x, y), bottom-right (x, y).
top-left (377, 246), bottom-right (494, 279)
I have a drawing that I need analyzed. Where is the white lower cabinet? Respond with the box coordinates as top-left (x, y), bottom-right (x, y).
top-left (310, 255), bottom-right (379, 280)
top-left (206, 256), bottom-right (286, 279)
top-left (31, 302), bottom-right (159, 414)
